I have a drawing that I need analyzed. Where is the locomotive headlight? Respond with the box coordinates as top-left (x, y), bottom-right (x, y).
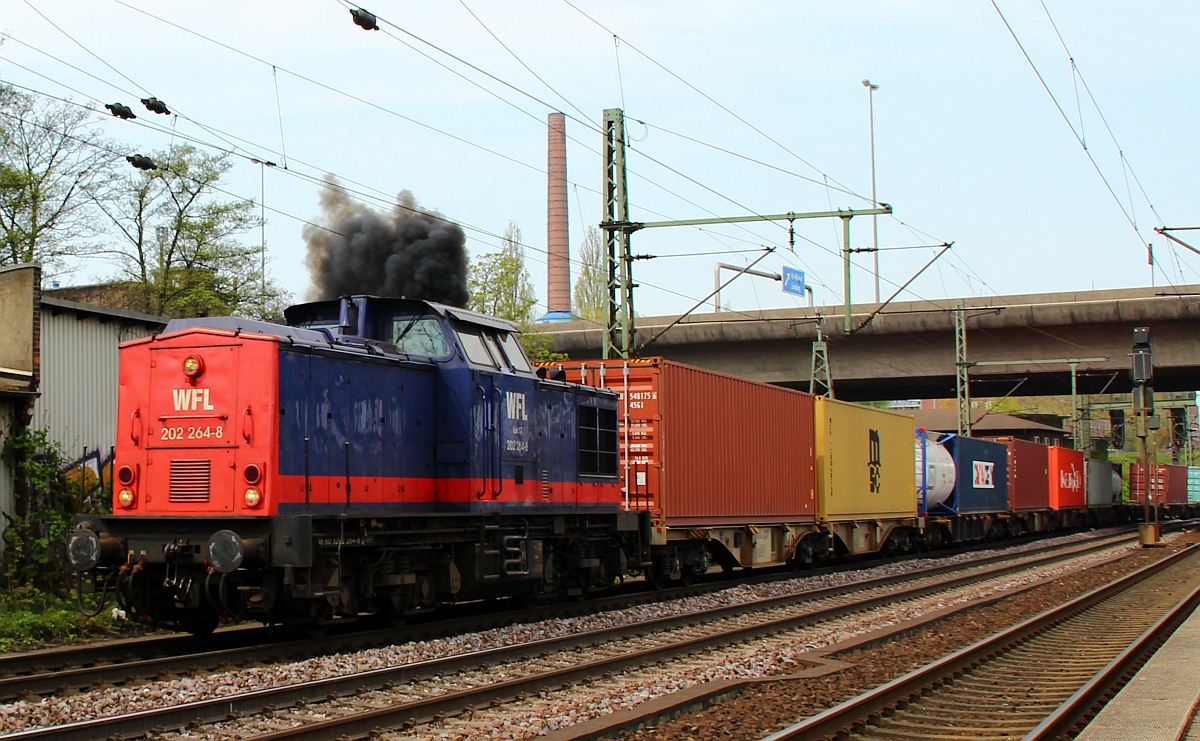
top-left (243, 487), bottom-right (262, 507)
top-left (182, 355), bottom-right (204, 378)
top-left (117, 488), bottom-right (136, 508)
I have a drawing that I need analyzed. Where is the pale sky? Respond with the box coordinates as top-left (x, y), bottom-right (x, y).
top-left (2, 0), bottom-right (1197, 319)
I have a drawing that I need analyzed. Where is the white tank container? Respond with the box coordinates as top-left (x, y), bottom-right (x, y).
top-left (916, 433), bottom-right (956, 510)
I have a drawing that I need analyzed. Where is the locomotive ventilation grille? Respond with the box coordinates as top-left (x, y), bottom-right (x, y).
top-left (169, 459), bottom-right (211, 502)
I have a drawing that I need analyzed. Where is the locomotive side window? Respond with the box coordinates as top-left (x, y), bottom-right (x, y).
top-left (390, 317), bottom-right (451, 357)
top-left (496, 332), bottom-right (533, 373)
top-left (578, 404), bottom-right (619, 477)
top-left (483, 334), bottom-right (507, 369)
top-left (458, 328), bottom-right (498, 367)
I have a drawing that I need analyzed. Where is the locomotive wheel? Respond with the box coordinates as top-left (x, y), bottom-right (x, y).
top-left (379, 595), bottom-right (409, 629)
top-left (562, 570), bottom-right (591, 602)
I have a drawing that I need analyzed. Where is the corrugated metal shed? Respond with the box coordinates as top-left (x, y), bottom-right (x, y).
top-left (29, 298), bottom-right (165, 472)
top-left (31, 298), bottom-right (165, 463)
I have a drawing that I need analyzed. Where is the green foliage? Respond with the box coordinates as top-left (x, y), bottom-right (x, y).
top-left (0, 586), bottom-right (144, 651)
top-left (468, 222), bottom-right (571, 361)
top-left (519, 327), bottom-right (567, 362)
top-left (469, 222), bottom-right (537, 324)
top-left (0, 427), bottom-right (92, 595)
top-left (0, 85), bottom-right (115, 270)
top-left (572, 226), bottom-right (607, 323)
top-left (94, 144), bottom-right (289, 320)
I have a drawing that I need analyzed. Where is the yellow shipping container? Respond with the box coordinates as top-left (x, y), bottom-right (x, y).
top-left (815, 397), bottom-right (916, 521)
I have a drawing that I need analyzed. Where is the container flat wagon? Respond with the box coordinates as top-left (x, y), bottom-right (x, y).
top-left (814, 397), bottom-right (918, 557)
top-left (919, 433), bottom-right (1009, 541)
top-left (549, 358), bottom-right (818, 577)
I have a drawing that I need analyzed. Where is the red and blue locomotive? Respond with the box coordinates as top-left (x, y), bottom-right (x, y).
top-left (67, 296), bottom-right (641, 633)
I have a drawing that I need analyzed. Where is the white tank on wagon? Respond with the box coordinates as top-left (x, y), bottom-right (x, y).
top-left (915, 430), bottom-right (955, 511)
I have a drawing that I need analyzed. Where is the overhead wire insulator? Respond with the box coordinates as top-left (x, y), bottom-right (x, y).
top-left (141, 97), bottom-right (171, 115)
top-left (105, 103), bottom-right (136, 120)
top-left (126, 155), bottom-right (158, 171)
top-left (350, 8), bottom-right (378, 30)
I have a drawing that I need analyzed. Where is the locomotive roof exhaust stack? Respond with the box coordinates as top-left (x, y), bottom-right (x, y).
top-left (540, 112), bottom-right (572, 323)
top-left (338, 297), bottom-right (359, 336)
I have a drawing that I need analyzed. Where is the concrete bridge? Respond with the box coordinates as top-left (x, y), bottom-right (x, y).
top-left (542, 285), bottom-right (1200, 401)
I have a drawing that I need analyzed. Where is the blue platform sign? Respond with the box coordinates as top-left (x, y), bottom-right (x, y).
top-left (782, 267), bottom-right (806, 297)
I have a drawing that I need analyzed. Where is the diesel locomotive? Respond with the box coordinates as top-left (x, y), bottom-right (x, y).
top-left (68, 296), bottom-right (643, 634)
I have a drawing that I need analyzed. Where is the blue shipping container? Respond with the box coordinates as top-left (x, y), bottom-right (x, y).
top-left (934, 435), bottom-right (1010, 514)
top-left (1188, 466), bottom-right (1200, 505)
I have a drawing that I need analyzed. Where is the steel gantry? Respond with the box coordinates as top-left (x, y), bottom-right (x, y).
top-left (599, 107), bottom-right (892, 358)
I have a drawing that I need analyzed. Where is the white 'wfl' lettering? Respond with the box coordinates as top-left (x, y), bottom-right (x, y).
top-left (505, 391), bottom-right (527, 421)
top-left (172, 388), bottom-right (215, 412)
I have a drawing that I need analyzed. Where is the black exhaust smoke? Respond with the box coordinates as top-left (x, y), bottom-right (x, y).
top-left (304, 177), bottom-right (469, 307)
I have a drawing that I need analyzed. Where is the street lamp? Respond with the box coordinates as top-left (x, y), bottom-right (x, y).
top-left (862, 79), bottom-right (880, 302)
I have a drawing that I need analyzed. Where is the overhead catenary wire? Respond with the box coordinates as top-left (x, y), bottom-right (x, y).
top-left (559, 0), bottom-right (859, 196)
top-left (99, 0), bottom-right (802, 282)
top-left (1038, 0), bottom-right (1166, 230)
top-left (0, 88), bottom-right (819, 331)
top-left (9, 1), bottom-right (1007, 318)
top-left (38, 0), bottom-right (976, 312)
top-left (990, 0), bottom-right (1169, 277)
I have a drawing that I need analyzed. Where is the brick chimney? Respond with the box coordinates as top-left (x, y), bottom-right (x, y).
top-left (546, 112), bottom-right (570, 313)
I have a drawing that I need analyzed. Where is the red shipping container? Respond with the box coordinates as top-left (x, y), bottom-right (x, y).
top-left (1129, 464), bottom-right (1168, 505)
top-left (987, 437), bottom-right (1049, 511)
top-left (547, 358), bottom-right (817, 525)
top-left (1047, 446), bottom-right (1086, 509)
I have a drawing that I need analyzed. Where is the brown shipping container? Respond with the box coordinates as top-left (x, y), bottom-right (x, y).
top-left (815, 397), bottom-right (916, 521)
top-left (549, 358), bottom-right (817, 525)
top-left (1128, 464), bottom-right (1158, 505)
top-left (987, 437), bottom-right (1049, 511)
top-left (1167, 464), bottom-right (1189, 505)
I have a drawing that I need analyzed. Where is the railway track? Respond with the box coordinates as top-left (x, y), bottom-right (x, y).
top-left (764, 541), bottom-right (1200, 741)
top-left (0, 528), bottom-right (1140, 703)
top-left (1, 528), bottom-right (1151, 740)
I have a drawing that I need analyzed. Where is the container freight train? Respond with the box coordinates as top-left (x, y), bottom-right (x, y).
top-left (66, 296), bottom-right (1189, 634)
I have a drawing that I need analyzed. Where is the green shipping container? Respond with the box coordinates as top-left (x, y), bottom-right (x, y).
top-left (1188, 466), bottom-right (1200, 505)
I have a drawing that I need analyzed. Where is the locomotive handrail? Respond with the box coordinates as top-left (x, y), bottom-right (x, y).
top-left (158, 413), bottom-right (229, 420)
top-left (129, 408), bottom-right (141, 444)
top-left (476, 384), bottom-right (491, 500)
top-left (491, 388), bottom-right (504, 499)
top-left (242, 406), bottom-right (253, 443)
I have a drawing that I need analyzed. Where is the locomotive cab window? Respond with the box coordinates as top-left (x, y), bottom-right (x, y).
top-left (496, 332), bottom-right (533, 373)
top-left (390, 316), bottom-right (451, 357)
top-left (457, 327), bottom-right (498, 367)
top-left (578, 404), bottom-right (618, 477)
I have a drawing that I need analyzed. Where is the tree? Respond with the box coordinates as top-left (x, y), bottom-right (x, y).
top-left (469, 221), bottom-right (537, 324)
top-left (572, 226), bottom-right (607, 322)
top-left (0, 87), bottom-right (115, 271)
top-left (468, 222), bottom-right (566, 361)
top-left (92, 145), bottom-right (289, 319)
